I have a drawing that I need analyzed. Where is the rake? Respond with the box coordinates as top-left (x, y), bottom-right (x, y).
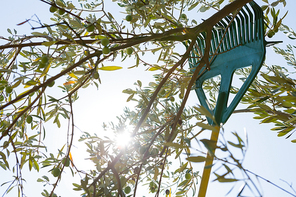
top-left (186, 1), bottom-right (266, 196)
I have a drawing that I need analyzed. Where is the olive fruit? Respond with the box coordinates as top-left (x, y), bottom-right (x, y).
top-left (170, 97), bottom-right (175, 102)
top-left (126, 47), bottom-right (133, 55)
top-left (149, 181), bottom-right (157, 193)
top-left (87, 24), bottom-right (95, 32)
top-left (5, 86), bottom-right (12, 94)
top-left (101, 38), bottom-right (109, 47)
top-left (185, 172), bottom-right (191, 180)
top-left (124, 186), bottom-right (131, 194)
top-left (180, 13), bottom-right (187, 19)
top-left (50, 6), bottom-right (58, 13)
top-left (0, 95), bottom-right (4, 102)
top-left (48, 81), bottom-right (55, 87)
top-left (165, 189), bottom-right (170, 195)
top-left (134, 167), bottom-right (140, 174)
top-left (93, 71), bottom-right (99, 79)
top-left (102, 47), bottom-right (110, 54)
top-left (179, 93), bottom-right (183, 99)
top-left (26, 115), bottom-right (33, 124)
top-left (41, 55), bottom-right (49, 64)
top-left (126, 15), bottom-right (133, 21)
top-left (62, 157), bottom-right (70, 167)
top-left (58, 9), bottom-right (65, 15)
top-left (52, 168), bottom-right (61, 177)
top-left (39, 62), bottom-right (47, 68)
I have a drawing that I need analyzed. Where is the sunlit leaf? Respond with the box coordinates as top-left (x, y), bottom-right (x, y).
top-left (63, 81), bottom-right (76, 86)
top-left (186, 156), bottom-right (208, 162)
top-left (148, 65), bottom-right (161, 71)
top-left (98, 66), bottom-right (122, 71)
top-left (164, 142), bottom-right (188, 149)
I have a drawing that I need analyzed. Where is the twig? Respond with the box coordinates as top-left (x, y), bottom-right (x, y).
top-left (49, 94), bottom-right (75, 197)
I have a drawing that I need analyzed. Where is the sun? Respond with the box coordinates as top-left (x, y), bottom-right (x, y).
top-left (115, 131), bottom-right (132, 149)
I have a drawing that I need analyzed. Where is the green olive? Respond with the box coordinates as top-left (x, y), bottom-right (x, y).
top-left (185, 173), bottom-right (191, 180)
top-left (39, 62), bottom-right (47, 68)
top-left (5, 86), bottom-right (12, 94)
top-left (41, 55), bottom-right (49, 64)
top-left (149, 181), bottom-right (157, 193)
top-left (93, 71), bottom-right (99, 79)
top-left (179, 93), bottom-right (183, 99)
top-left (102, 47), bottom-right (110, 54)
top-left (126, 47), bottom-right (133, 55)
top-left (62, 157), bottom-right (70, 167)
top-left (50, 6), bottom-right (58, 13)
top-left (58, 9), bottom-right (65, 15)
top-left (87, 24), bottom-right (95, 32)
top-left (0, 95), bottom-right (4, 102)
top-left (48, 81), bottom-right (55, 87)
top-left (124, 186), bottom-right (131, 194)
top-left (101, 38), bottom-right (110, 47)
top-left (126, 15), bottom-right (133, 21)
top-left (181, 13), bottom-right (187, 19)
top-left (52, 168), bottom-right (61, 177)
top-left (26, 115), bottom-right (33, 124)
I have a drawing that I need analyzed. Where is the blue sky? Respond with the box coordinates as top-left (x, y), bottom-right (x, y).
top-left (1, 0), bottom-right (296, 197)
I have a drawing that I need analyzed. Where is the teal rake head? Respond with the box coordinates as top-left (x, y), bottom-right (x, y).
top-left (187, 1), bottom-right (266, 125)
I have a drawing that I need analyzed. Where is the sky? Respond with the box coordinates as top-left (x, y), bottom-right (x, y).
top-left (0, 0), bottom-right (296, 197)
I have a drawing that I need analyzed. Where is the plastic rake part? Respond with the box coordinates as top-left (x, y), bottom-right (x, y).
top-left (187, 1), bottom-right (266, 125)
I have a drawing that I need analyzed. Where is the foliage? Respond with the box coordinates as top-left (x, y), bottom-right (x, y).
top-left (0, 0), bottom-right (295, 196)
top-left (242, 42), bottom-right (296, 142)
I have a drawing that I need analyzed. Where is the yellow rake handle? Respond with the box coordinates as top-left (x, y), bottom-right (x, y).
top-left (198, 125), bottom-right (220, 197)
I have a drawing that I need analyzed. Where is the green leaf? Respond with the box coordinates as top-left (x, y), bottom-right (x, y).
top-left (177, 179), bottom-right (190, 187)
top-left (261, 5), bottom-right (268, 11)
top-left (98, 66), bottom-right (122, 71)
top-left (42, 41), bottom-right (57, 46)
top-left (188, 2), bottom-right (199, 11)
top-left (194, 105), bottom-right (216, 124)
top-left (196, 122), bottom-right (219, 132)
top-left (31, 32), bottom-right (48, 36)
top-left (148, 65), bottom-right (161, 71)
top-left (186, 156), bottom-right (208, 162)
top-left (175, 162), bottom-right (188, 173)
top-left (227, 141), bottom-right (244, 149)
top-left (164, 142), bottom-right (188, 149)
top-left (126, 93), bottom-right (134, 102)
top-left (217, 177), bottom-right (238, 182)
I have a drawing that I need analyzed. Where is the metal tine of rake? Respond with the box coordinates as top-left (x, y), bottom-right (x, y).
top-left (188, 1), bottom-right (266, 125)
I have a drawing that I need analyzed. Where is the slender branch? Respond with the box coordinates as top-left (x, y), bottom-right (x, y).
top-left (49, 94), bottom-right (76, 197)
top-left (0, 87), bottom-right (46, 140)
top-left (245, 169), bottom-right (296, 197)
top-left (132, 36), bottom-right (196, 138)
top-left (110, 165), bottom-right (124, 197)
top-left (0, 51), bottom-right (101, 111)
top-left (155, 149), bottom-right (168, 197)
top-left (133, 120), bottom-right (171, 197)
